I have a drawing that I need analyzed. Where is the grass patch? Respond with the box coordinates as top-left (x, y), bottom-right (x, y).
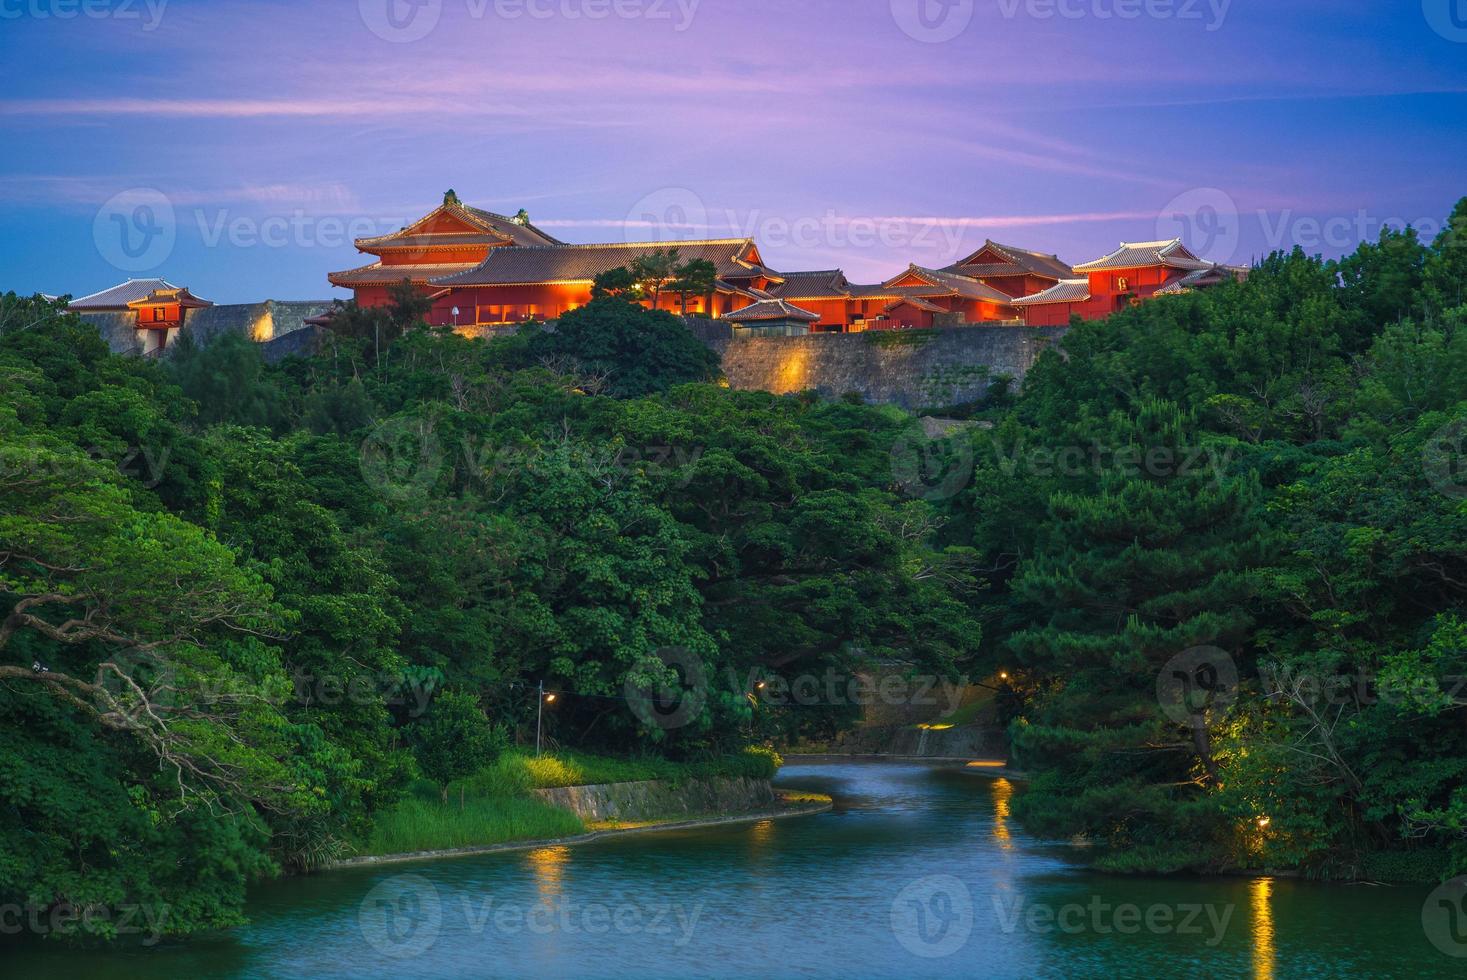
top-left (463, 746), bottom-right (782, 797)
top-left (361, 792), bottom-right (585, 857)
top-left (360, 747), bottom-right (782, 858)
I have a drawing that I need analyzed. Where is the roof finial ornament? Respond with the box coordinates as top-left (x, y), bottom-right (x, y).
top-left (513, 208), bottom-right (530, 226)
top-left (444, 189), bottom-right (461, 207)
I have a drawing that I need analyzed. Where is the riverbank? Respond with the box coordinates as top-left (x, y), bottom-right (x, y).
top-left (331, 790), bottom-right (832, 869)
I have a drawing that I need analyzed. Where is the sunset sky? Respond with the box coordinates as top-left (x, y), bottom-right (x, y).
top-left (3, 0), bottom-right (1465, 302)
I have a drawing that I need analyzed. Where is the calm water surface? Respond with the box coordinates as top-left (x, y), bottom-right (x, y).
top-left (9, 762), bottom-right (1455, 978)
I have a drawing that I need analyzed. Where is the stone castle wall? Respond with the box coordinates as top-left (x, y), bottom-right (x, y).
top-left (711, 326), bottom-right (1067, 410)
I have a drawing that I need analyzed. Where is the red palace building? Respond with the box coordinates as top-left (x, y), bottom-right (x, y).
top-left (327, 192), bottom-right (1246, 333)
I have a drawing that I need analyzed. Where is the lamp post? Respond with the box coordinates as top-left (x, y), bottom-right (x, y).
top-left (536, 681), bottom-right (557, 756)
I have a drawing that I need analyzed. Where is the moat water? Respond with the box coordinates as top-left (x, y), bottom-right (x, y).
top-left (10, 761), bottom-right (1458, 978)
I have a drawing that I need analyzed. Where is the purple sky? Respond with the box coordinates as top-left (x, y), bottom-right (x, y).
top-left (3, 0), bottom-right (1465, 302)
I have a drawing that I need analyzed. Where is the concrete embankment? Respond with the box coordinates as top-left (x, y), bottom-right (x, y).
top-left (331, 778), bottom-right (827, 870)
top-left (532, 776), bottom-right (775, 823)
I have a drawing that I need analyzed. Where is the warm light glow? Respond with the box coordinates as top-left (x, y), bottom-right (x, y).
top-left (1251, 878), bottom-right (1276, 980)
top-left (1257, 816), bottom-right (1271, 829)
top-left (966, 760), bottom-right (1007, 768)
top-left (756, 681), bottom-right (766, 690)
top-left (251, 311), bottom-right (275, 343)
top-left (544, 693), bottom-right (557, 703)
top-left (998, 671), bottom-right (1010, 681)
top-left (528, 845), bottom-right (570, 902)
top-left (991, 777), bottom-right (1013, 850)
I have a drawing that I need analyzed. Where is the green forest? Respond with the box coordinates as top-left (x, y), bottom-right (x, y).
top-left (3, 197), bottom-right (1467, 939)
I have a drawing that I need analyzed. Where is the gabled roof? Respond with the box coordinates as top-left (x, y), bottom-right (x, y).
top-left (328, 261), bottom-right (483, 288)
top-left (69, 278), bottom-right (212, 310)
top-left (883, 265), bottom-right (1016, 304)
top-left (885, 295), bottom-right (947, 314)
top-left (432, 239), bottom-right (769, 287)
top-left (1072, 239), bottom-right (1213, 273)
top-left (946, 240), bottom-right (1074, 281)
top-left (767, 269), bottom-right (852, 300)
top-left (126, 286), bottom-right (213, 310)
top-left (1010, 279), bottom-right (1092, 306)
top-left (723, 298), bottom-right (821, 323)
top-left (354, 199), bottom-right (562, 252)
top-left (1154, 264), bottom-right (1247, 295)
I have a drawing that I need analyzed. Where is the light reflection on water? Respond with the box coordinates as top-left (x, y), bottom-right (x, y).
top-left (2, 762), bottom-right (1446, 979)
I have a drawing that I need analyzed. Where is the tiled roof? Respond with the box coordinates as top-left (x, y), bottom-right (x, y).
top-left (885, 296), bottom-right (946, 313)
top-left (1010, 279), bottom-right (1092, 306)
top-left (126, 286), bottom-right (212, 310)
top-left (1072, 239), bottom-right (1212, 273)
top-left (1154, 264), bottom-right (1246, 295)
top-left (767, 269), bottom-right (850, 299)
top-left (463, 206), bottom-right (563, 247)
top-left (886, 265), bottom-right (1016, 304)
top-left (329, 262), bottom-right (481, 287)
top-left (356, 201), bottom-right (562, 251)
top-left (947, 241), bottom-right (1074, 281)
top-left (433, 239), bottom-right (766, 287)
top-left (723, 299), bottom-right (821, 323)
top-left (69, 278), bottom-right (204, 310)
